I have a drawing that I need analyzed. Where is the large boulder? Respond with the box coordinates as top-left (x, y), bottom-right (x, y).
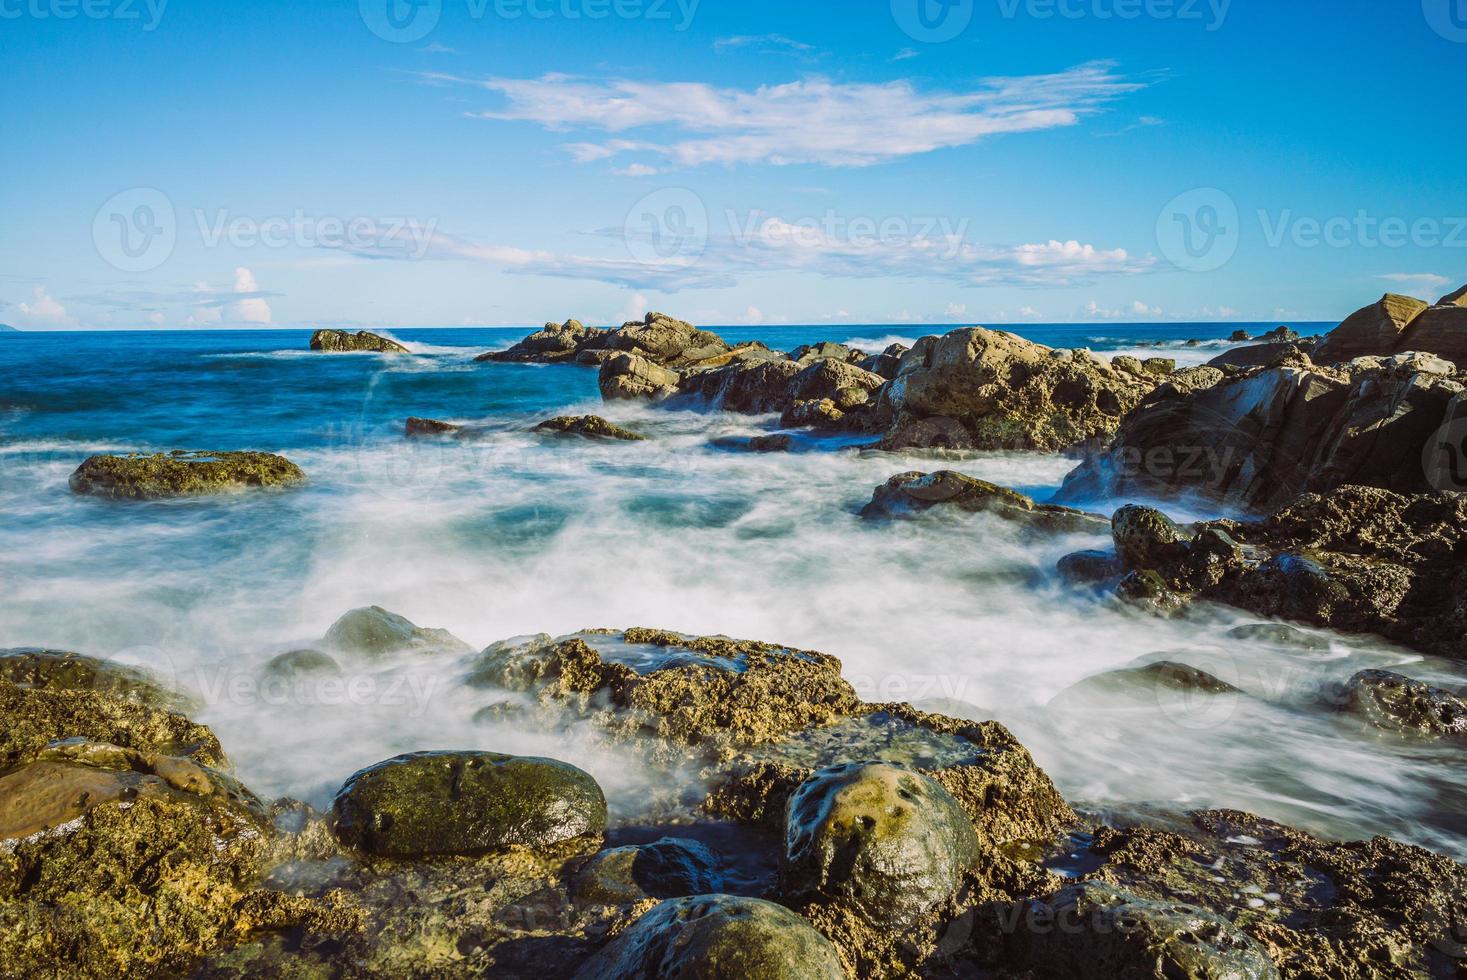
top-left (309, 329), bottom-right (409, 353)
top-left (781, 762), bottom-right (979, 928)
top-left (1396, 303), bottom-right (1467, 368)
top-left (787, 358), bottom-right (886, 411)
top-left (1058, 359), bottom-right (1465, 512)
top-left (70, 451), bottom-right (306, 500)
top-left (1313, 294), bottom-right (1428, 363)
top-left (678, 358), bottom-right (805, 414)
top-left (573, 895), bottom-right (845, 980)
top-left (331, 750), bottom-right (607, 857)
top-left (598, 352), bottom-right (681, 402)
top-left (876, 328), bottom-right (1158, 452)
top-left (860, 470), bottom-right (1105, 533)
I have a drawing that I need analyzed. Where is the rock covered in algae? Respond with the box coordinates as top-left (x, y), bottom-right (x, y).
top-left (860, 470), bottom-right (1106, 533)
top-left (534, 415), bottom-right (647, 441)
top-left (331, 750), bottom-right (608, 857)
top-left (69, 450), bottom-right (305, 500)
top-left (321, 605), bottom-right (472, 660)
top-left (309, 328), bottom-right (408, 353)
top-left (573, 894), bottom-right (845, 980)
top-left (571, 836), bottom-right (722, 905)
top-left (780, 762), bottom-right (980, 929)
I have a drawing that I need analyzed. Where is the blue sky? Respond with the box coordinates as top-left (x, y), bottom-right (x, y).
top-left (3, 0), bottom-right (1464, 329)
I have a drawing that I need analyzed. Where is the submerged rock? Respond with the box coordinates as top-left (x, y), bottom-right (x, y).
top-left (1335, 669), bottom-right (1467, 739)
top-left (1225, 623), bottom-right (1329, 650)
top-left (534, 415), bottom-right (646, 441)
top-left (1050, 661), bottom-right (1242, 709)
top-left (1006, 882), bottom-right (1280, 980)
top-left (781, 762), bottom-right (980, 928)
top-left (321, 605), bottom-right (471, 660)
top-left (860, 470), bottom-right (1105, 534)
top-left (573, 895), bottom-right (845, 980)
top-left (260, 648), bottom-right (341, 679)
top-left (309, 329), bottom-right (409, 353)
top-left (70, 451), bottom-right (306, 500)
top-left (331, 750), bottom-right (607, 857)
top-left (404, 416), bottom-right (462, 437)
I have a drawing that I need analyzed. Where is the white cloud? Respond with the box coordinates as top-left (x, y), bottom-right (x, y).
top-left (15, 286), bottom-right (72, 326)
top-left (227, 268), bottom-right (273, 324)
top-left (613, 163), bottom-right (661, 177)
top-left (713, 35), bottom-right (816, 56)
top-left (430, 61), bottom-right (1145, 169)
top-left (1197, 305), bottom-right (1239, 319)
top-left (1380, 273), bottom-right (1450, 291)
top-left (943, 303), bottom-right (969, 318)
top-left (739, 305), bottom-right (765, 325)
top-left (1082, 299), bottom-right (1163, 320)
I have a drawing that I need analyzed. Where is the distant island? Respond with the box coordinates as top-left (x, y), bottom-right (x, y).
top-left (0, 324), bottom-right (17, 332)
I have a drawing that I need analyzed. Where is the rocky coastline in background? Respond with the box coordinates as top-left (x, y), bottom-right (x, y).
top-left (14, 282), bottom-right (1467, 977)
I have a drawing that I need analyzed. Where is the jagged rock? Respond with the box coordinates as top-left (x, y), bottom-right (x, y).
top-left (678, 358), bottom-right (804, 413)
top-left (572, 895), bottom-right (845, 980)
top-left (466, 629), bottom-right (860, 747)
top-left (1111, 505), bottom-right (1189, 568)
top-left (1260, 325), bottom-right (1302, 343)
top-left (1229, 330), bottom-right (1252, 342)
top-left (607, 312), bottom-right (732, 369)
top-left (309, 329), bottom-right (408, 353)
top-left (859, 344), bottom-right (908, 380)
top-left (534, 415), bottom-right (646, 441)
top-left (1334, 669), bottom-right (1467, 739)
top-left (1313, 294), bottom-right (1429, 363)
top-left (1058, 359), bottom-right (1465, 512)
top-left (405, 416), bottom-right (462, 437)
top-left (1005, 882), bottom-right (1280, 980)
top-left (1207, 341), bottom-right (1311, 369)
top-left (70, 451), bottom-right (306, 500)
top-left (321, 606), bottom-right (471, 660)
top-left (1439, 284), bottom-right (1467, 307)
top-left (860, 471), bottom-right (1105, 533)
top-left (478, 319), bottom-right (602, 363)
top-left (482, 313), bottom-right (736, 370)
top-left (875, 414), bottom-right (977, 451)
top-left (791, 341), bottom-right (862, 365)
top-left (781, 762), bottom-right (979, 929)
top-left (598, 352), bottom-right (681, 402)
top-left (331, 750), bottom-right (607, 857)
top-left (787, 358), bottom-right (886, 410)
top-left (1057, 549), bottom-right (1124, 585)
top-left (875, 328), bottom-right (1159, 452)
top-left (571, 837), bottom-right (721, 905)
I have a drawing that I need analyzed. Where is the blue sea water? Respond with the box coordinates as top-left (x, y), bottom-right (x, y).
top-left (4, 322), bottom-right (1464, 858)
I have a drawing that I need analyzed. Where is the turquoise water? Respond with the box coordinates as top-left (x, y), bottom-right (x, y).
top-left (5, 322), bottom-right (1464, 858)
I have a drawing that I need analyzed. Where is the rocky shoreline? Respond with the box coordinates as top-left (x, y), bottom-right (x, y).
top-left (10, 284), bottom-right (1467, 977)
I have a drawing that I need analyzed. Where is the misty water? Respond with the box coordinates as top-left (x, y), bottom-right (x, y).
top-left (3, 325), bottom-right (1464, 860)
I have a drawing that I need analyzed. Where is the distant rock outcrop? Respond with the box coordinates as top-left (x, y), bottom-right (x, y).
top-left (309, 329), bottom-right (408, 353)
top-left (69, 451), bottom-right (306, 500)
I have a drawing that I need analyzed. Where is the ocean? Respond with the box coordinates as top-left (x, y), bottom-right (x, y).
top-left (5, 321), bottom-right (1465, 858)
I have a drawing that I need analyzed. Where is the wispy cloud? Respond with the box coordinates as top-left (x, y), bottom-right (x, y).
top-left (15, 286), bottom-right (72, 327)
top-left (713, 34), bottom-right (817, 57)
top-left (1380, 272), bottom-right (1450, 291)
top-left (421, 61), bottom-right (1146, 170)
top-left (892, 47), bottom-right (919, 62)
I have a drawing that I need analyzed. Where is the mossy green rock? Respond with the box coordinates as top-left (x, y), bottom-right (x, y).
top-left (1112, 504), bottom-right (1188, 569)
top-left (1337, 669), bottom-right (1467, 739)
top-left (69, 451), bottom-right (305, 500)
top-left (331, 750), bottom-right (607, 857)
top-left (322, 605), bottom-right (471, 660)
top-left (309, 328), bottom-right (408, 353)
top-left (1006, 882), bottom-right (1279, 979)
top-left (573, 895), bottom-right (845, 980)
top-left (781, 762), bottom-right (979, 928)
top-left (0, 648), bottom-right (193, 710)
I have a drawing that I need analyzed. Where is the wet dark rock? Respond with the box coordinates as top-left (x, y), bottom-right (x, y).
top-left (1115, 569), bottom-right (1189, 614)
top-left (781, 762), bottom-right (980, 929)
top-left (70, 451), bottom-right (306, 500)
top-left (861, 470), bottom-right (1106, 534)
top-left (1057, 549), bottom-right (1124, 585)
top-left (874, 414), bottom-right (976, 451)
top-left (309, 329), bottom-right (408, 353)
top-left (1229, 330), bottom-right (1252, 342)
top-left (1051, 661), bottom-right (1242, 709)
top-left (1005, 881), bottom-right (1280, 980)
top-left (405, 416), bottom-right (462, 437)
top-left (571, 837), bottom-right (721, 905)
top-left (780, 398), bottom-right (846, 430)
top-left (331, 750), bottom-right (607, 857)
top-left (534, 415), bottom-right (646, 441)
top-left (572, 895), bottom-right (845, 980)
top-left (1225, 623), bottom-right (1329, 650)
top-left (1206, 341), bottom-right (1311, 370)
top-left (858, 345), bottom-right (906, 380)
top-left (677, 357), bottom-right (805, 414)
top-left (1335, 669), bottom-right (1467, 739)
top-left (321, 605), bottom-right (471, 660)
top-left (1111, 505), bottom-right (1189, 569)
top-left (748, 434), bottom-right (794, 453)
top-left (874, 328), bottom-right (1159, 452)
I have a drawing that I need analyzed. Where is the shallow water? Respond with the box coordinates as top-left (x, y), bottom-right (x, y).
top-left (4, 324), bottom-right (1464, 859)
